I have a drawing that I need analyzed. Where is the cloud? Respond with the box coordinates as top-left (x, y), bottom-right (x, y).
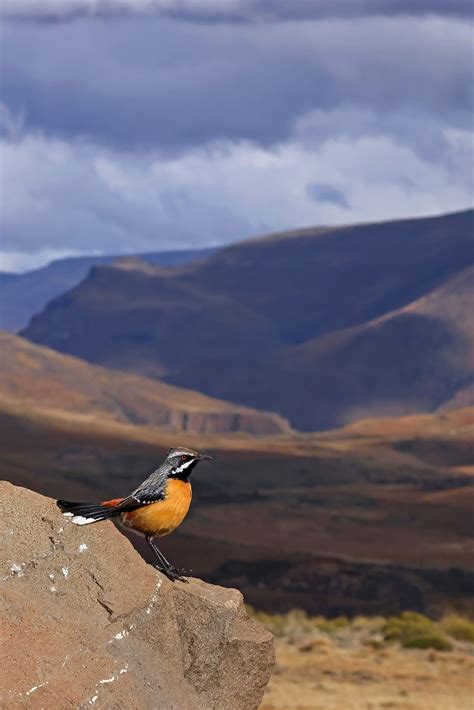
top-left (1, 7), bottom-right (472, 271)
top-left (1, 15), bottom-right (472, 154)
top-left (306, 183), bottom-right (350, 209)
top-left (2, 0), bottom-right (472, 22)
top-left (1, 115), bottom-right (472, 270)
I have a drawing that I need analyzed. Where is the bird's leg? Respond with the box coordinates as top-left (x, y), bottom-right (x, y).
top-left (146, 536), bottom-right (188, 583)
top-left (146, 535), bottom-right (171, 569)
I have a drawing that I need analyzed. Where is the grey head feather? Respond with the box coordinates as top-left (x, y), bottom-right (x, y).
top-left (125, 447), bottom-right (211, 506)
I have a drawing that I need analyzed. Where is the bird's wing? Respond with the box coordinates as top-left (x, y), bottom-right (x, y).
top-left (115, 466), bottom-right (168, 510)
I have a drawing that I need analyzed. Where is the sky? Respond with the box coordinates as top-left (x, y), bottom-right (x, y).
top-left (0, 1), bottom-right (473, 272)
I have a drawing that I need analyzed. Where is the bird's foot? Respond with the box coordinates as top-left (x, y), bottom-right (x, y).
top-left (154, 564), bottom-right (189, 583)
top-left (167, 566), bottom-right (189, 583)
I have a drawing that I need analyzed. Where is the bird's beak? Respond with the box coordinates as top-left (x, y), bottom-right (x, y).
top-left (199, 453), bottom-right (212, 460)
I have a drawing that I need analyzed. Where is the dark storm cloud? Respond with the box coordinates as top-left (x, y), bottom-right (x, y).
top-left (1, 15), bottom-right (472, 153)
top-left (1, 4), bottom-right (472, 269)
top-left (2, 0), bottom-right (473, 23)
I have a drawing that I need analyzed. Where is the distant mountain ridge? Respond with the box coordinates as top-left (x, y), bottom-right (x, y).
top-left (0, 246), bottom-right (217, 331)
top-left (22, 209), bottom-right (474, 430)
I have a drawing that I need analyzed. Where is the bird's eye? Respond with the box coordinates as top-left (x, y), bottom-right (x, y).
top-left (181, 454), bottom-right (189, 462)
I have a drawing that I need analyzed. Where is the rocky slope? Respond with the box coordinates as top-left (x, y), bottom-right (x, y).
top-left (22, 209), bottom-right (474, 430)
top-left (0, 481), bottom-right (274, 709)
top-left (0, 332), bottom-right (291, 436)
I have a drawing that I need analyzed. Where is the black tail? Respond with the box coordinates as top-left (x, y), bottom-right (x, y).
top-left (57, 500), bottom-right (119, 526)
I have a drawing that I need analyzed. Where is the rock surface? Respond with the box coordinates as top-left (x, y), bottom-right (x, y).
top-left (0, 481), bottom-right (274, 709)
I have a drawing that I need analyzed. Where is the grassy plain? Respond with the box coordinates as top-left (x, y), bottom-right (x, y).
top-left (254, 610), bottom-right (474, 710)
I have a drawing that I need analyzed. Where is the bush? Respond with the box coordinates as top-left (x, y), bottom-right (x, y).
top-left (441, 614), bottom-right (474, 643)
top-left (246, 607), bottom-right (470, 651)
top-left (352, 615), bottom-right (386, 632)
top-left (403, 635), bottom-right (452, 651)
top-left (245, 608), bottom-right (350, 639)
top-left (383, 612), bottom-right (452, 652)
top-left (313, 615), bottom-right (349, 633)
top-left (246, 606), bottom-right (314, 638)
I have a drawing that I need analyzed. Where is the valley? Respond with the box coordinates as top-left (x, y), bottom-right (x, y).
top-left (0, 387), bottom-right (472, 617)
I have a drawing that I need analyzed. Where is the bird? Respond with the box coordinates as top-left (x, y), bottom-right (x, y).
top-left (57, 447), bottom-right (211, 582)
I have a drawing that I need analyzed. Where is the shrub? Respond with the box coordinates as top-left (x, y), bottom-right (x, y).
top-left (313, 615), bottom-right (349, 633)
top-left (245, 607), bottom-right (350, 639)
top-left (247, 607), bottom-right (466, 652)
top-left (441, 614), bottom-right (474, 643)
top-left (403, 635), bottom-right (452, 651)
top-left (352, 615), bottom-right (386, 632)
top-left (383, 612), bottom-right (452, 652)
top-left (245, 606), bottom-right (314, 638)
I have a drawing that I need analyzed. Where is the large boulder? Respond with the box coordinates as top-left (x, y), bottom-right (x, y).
top-left (0, 481), bottom-right (274, 709)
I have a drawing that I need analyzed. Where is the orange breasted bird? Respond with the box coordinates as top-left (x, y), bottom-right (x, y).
top-left (57, 447), bottom-right (211, 582)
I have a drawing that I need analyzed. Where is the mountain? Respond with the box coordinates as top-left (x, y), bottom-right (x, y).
top-left (0, 246), bottom-right (217, 331)
top-left (22, 209), bottom-right (474, 430)
top-left (244, 264), bottom-right (474, 428)
top-left (0, 272), bottom-right (19, 286)
top-left (0, 332), bottom-right (291, 436)
top-left (441, 383), bottom-right (474, 411)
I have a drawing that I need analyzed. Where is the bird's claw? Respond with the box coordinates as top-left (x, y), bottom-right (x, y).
top-left (167, 566), bottom-right (189, 582)
top-left (154, 564), bottom-right (189, 583)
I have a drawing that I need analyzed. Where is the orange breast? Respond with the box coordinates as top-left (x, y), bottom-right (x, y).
top-left (122, 479), bottom-right (192, 537)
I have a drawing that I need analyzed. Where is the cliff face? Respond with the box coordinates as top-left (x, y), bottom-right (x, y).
top-left (0, 482), bottom-right (274, 709)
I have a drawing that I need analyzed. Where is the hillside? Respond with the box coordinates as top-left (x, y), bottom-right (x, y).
top-left (187, 210), bottom-right (473, 344)
top-left (22, 209), bottom-right (474, 429)
top-left (441, 383), bottom-right (474, 410)
top-left (0, 272), bottom-right (18, 286)
top-left (0, 389), bottom-right (472, 617)
top-left (0, 246), bottom-right (216, 332)
top-left (0, 332), bottom-right (291, 436)
top-left (243, 265), bottom-right (474, 429)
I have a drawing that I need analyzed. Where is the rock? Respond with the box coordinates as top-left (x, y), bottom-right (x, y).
top-left (0, 481), bottom-right (274, 709)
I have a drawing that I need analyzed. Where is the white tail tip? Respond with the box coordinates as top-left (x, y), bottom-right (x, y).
top-left (70, 515), bottom-right (98, 526)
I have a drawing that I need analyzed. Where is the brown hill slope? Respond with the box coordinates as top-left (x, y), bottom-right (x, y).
top-left (241, 265), bottom-right (474, 429)
top-left (22, 209), bottom-right (474, 429)
top-left (187, 210), bottom-right (473, 344)
top-left (0, 392), bottom-right (472, 617)
top-left (441, 383), bottom-right (474, 410)
top-left (0, 332), bottom-right (290, 436)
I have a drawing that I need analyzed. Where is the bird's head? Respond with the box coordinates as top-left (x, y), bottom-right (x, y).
top-left (165, 446), bottom-right (212, 480)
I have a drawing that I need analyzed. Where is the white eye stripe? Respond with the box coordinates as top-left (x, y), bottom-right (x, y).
top-left (173, 458), bottom-right (195, 474)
